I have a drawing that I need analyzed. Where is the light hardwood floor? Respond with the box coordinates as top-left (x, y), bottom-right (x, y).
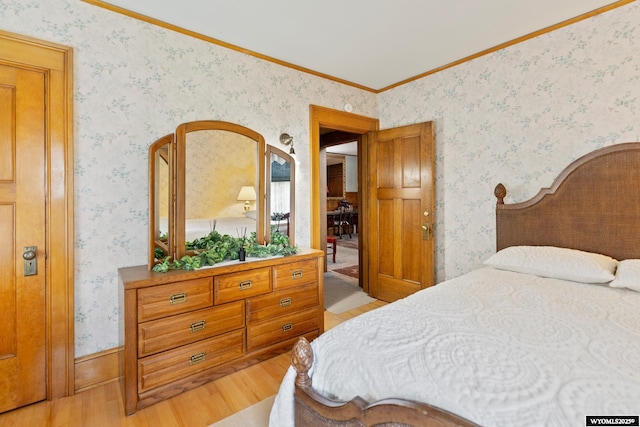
top-left (0, 300), bottom-right (386, 427)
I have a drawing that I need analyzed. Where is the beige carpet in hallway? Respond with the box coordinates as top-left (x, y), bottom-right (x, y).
top-left (325, 242), bottom-right (375, 314)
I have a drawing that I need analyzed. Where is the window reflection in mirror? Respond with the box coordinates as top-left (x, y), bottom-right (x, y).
top-left (266, 146), bottom-right (295, 246)
top-left (184, 130), bottom-right (259, 242)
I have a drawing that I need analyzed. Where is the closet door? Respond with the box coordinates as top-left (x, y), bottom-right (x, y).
top-left (0, 63), bottom-right (47, 412)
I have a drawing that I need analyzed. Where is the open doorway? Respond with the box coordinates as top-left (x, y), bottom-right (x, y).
top-left (320, 129), bottom-right (373, 313)
top-left (321, 130), bottom-right (360, 280)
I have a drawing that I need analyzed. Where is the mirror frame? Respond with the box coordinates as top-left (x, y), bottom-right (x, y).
top-left (174, 120), bottom-right (266, 261)
top-left (148, 133), bottom-right (174, 268)
top-left (266, 145), bottom-right (295, 247)
top-left (149, 120), bottom-right (297, 269)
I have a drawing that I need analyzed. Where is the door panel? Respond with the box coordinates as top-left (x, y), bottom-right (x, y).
top-left (401, 199), bottom-right (422, 283)
top-left (0, 85), bottom-right (13, 180)
top-left (377, 199), bottom-right (394, 276)
top-left (0, 64), bottom-right (47, 413)
top-left (0, 206), bottom-right (16, 357)
top-left (367, 122), bottom-right (434, 302)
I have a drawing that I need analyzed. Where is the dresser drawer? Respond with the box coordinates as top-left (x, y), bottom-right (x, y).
top-left (137, 278), bottom-right (213, 322)
top-left (214, 267), bottom-right (271, 304)
top-left (272, 259), bottom-right (318, 290)
top-left (138, 329), bottom-right (244, 393)
top-left (246, 282), bottom-right (318, 324)
top-left (246, 306), bottom-right (320, 352)
top-left (138, 301), bottom-right (245, 357)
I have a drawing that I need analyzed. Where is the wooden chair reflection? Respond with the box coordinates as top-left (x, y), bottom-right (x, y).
top-left (283, 212), bottom-right (290, 236)
top-left (272, 212), bottom-right (290, 236)
top-left (330, 205), bottom-right (353, 239)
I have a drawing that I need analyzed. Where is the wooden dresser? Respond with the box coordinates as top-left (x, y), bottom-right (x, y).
top-left (118, 248), bottom-right (324, 415)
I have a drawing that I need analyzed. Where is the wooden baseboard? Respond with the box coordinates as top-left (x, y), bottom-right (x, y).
top-left (74, 346), bottom-right (123, 393)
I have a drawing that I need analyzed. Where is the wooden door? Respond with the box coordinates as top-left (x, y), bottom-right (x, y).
top-left (0, 63), bottom-right (47, 412)
top-left (367, 122), bottom-right (434, 302)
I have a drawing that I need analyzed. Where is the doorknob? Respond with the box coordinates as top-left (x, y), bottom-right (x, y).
top-left (23, 246), bottom-right (37, 276)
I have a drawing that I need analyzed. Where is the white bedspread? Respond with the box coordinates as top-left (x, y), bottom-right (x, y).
top-left (185, 217), bottom-right (255, 241)
top-left (269, 268), bottom-right (640, 426)
top-left (160, 216), bottom-right (256, 242)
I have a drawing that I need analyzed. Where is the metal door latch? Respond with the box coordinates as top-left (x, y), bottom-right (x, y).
top-left (23, 246), bottom-right (37, 276)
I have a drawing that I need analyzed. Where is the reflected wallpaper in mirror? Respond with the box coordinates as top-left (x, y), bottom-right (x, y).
top-left (156, 145), bottom-right (169, 245)
top-left (149, 133), bottom-right (174, 268)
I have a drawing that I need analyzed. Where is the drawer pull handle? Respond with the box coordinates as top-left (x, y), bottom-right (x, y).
top-left (281, 322), bottom-right (293, 332)
top-left (190, 320), bottom-right (206, 333)
top-left (170, 292), bottom-right (187, 305)
top-left (280, 297), bottom-right (292, 307)
top-left (190, 352), bottom-right (206, 365)
top-left (291, 270), bottom-right (303, 279)
top-left (239, 280), bottom-right (253, 290)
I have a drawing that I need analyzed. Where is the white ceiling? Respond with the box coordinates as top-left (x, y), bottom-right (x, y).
top-left (327, 141), bottom-right (358, 157)
top-left (100, 0), bottom-right (621, 91)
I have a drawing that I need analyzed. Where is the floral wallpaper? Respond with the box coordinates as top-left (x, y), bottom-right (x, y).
top-left (0, 0), bottom-right (638, 358)
top-left (378, 1), bottom-right (640, 282)
top-left (0, 0), bottom-right (376, 357)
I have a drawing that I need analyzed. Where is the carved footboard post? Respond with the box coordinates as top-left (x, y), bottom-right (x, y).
top-left (292, 337), bottom-right (334, 427)
top-left (292, 336), bottom-right (313, 389)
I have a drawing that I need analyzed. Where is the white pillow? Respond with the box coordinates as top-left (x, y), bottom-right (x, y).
top-left (609, 259), bottom-right (640, 292)
top-left (484, 246), bottom-right (617, 283)
top-left (244, 210), bottom-right (257, 220)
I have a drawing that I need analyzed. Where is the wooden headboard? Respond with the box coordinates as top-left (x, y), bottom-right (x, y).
top-left (495, 142), bottom-right (640, 261)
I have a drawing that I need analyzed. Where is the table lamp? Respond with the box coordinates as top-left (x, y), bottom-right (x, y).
top-left (237, 186), bottom-right (256, 211)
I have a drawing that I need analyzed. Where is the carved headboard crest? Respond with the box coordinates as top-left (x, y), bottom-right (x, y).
top-left (495, 142), bottom-right (640, 261)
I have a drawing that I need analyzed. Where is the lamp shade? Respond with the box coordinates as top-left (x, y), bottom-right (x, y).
top-left (237, 186), bottom-right (256, 201)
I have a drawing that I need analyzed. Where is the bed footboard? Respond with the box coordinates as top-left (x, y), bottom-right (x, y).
top-left (291, 337), bottom-right (479, 427)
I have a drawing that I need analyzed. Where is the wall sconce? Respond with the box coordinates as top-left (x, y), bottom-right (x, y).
top-left (280, 133), bottom-right (295, 155)
top-left (237, 186), bottom-right (256, 211)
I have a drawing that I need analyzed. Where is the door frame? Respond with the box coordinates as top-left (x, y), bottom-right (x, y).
top-left (0, 30), bottom-right (75, 399)
top-left (309, 105), bottom-right (378, 291)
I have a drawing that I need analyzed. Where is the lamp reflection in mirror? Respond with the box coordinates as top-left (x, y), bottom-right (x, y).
top-left (279, 133), bottom-right (295, 155)
top-left (237, 185), bottom-right (256, 211)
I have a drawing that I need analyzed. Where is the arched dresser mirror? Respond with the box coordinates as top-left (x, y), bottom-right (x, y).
top-left (175, 121), bottom-right (266, 261)
top-left (148, 120), bottom-right (295, 269)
